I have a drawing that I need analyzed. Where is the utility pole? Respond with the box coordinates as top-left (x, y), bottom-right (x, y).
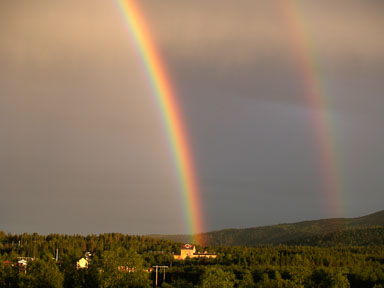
top-left (155, 266), bottom-right (157, 287)
top-left (152, 265), bottom-right (168, 287)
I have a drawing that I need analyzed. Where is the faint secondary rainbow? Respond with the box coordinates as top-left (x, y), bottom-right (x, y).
top-left (116, 0), bottom-right (204, 243)
top-left (280, 0), bottom-right (343, 217)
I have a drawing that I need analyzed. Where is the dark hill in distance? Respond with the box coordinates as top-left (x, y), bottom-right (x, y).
top-left (149, 210), bottom-right (384, 247)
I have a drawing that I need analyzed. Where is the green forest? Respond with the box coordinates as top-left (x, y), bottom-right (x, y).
top-left (151, 210), bottom-right (384, 247)
top-left (0, 232), bottom-right (383, 287)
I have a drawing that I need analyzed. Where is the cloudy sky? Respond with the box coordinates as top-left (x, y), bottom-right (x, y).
top-left (1, 0), bottom-right (383, 235)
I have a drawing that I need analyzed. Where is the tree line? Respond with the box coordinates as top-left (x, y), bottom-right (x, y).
top-left (0, 231), bottom-right (383, 287)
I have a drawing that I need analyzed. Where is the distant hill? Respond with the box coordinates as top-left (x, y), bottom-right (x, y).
top-left (149, 210), bottom-right (384, 247)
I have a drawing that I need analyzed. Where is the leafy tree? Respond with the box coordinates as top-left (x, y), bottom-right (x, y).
top-left (166, 278), bottom-right (194, 288)
top-left (305, 268), bottom-right (350, 288)
top-left (238, 270), bottom-right (255, 288)
top-left (99, 248), bottom-right (151, 288)
top-left (0, 261), bottom-right (23, 287)
top-left (332, 271), bottom-right (350, 288)
top-left (24, 258), bottom-right (64, 288)
top-left (200, 267), bottom-right (235, 288)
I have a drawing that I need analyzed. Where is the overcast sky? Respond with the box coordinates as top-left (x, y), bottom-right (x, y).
top-left (1, 0), bottom-right (383, 235)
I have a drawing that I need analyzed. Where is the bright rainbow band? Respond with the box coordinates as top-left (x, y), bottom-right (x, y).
top-left (116, 0), bottom-right (204, 243)
top-left (281, 0), bottom-right (342, 216)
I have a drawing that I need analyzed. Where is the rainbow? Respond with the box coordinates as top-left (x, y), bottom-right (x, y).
top-left (280, 0), bottom-right (342, 217)
top-left (115, 0), bottom-right (204, 243)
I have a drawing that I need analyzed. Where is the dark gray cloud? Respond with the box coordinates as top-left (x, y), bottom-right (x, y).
top-left (0, 0), bottom-right (383, 234)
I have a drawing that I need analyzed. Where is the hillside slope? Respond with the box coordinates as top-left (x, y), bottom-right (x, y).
top-left (149, 210), bottom-right (384, 246)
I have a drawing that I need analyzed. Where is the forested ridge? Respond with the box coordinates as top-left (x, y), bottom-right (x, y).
top-left (0, 231), bottom-right (384, 287)
top-left (151, 210), bottom-right (384, 246)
